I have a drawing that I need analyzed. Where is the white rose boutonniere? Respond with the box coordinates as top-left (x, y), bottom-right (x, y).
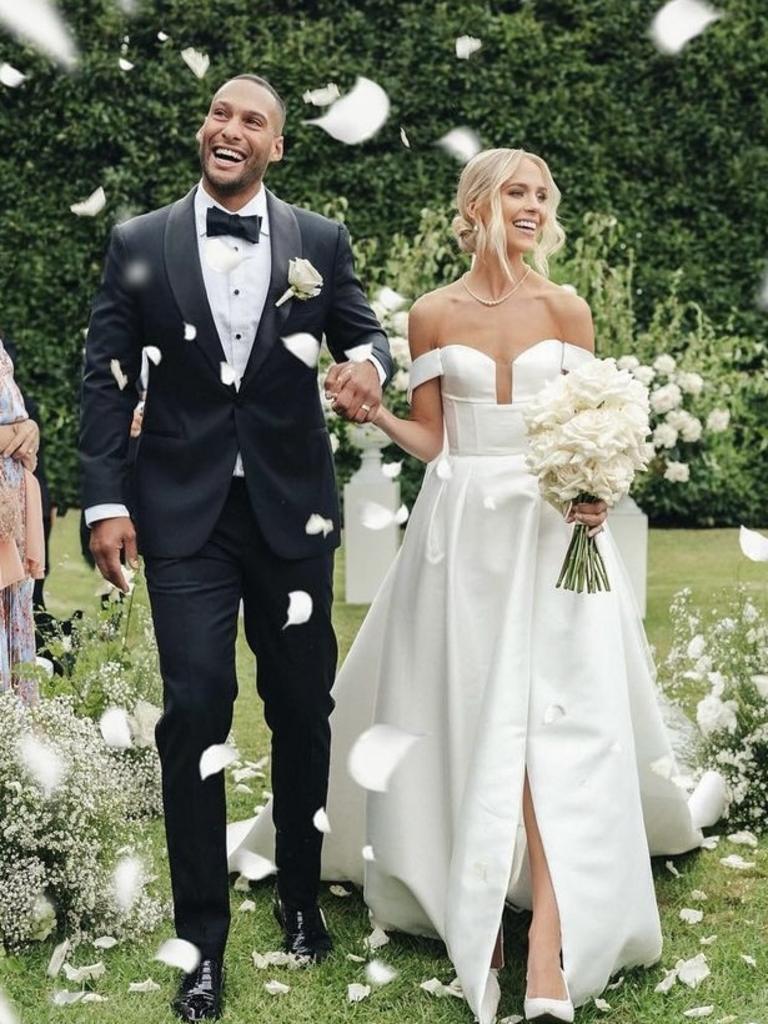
top-left (276, 258), bottom-right (323, 307)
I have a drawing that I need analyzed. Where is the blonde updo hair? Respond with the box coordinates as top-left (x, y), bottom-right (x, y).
top-left (452, 148), bottom-right (566, 278)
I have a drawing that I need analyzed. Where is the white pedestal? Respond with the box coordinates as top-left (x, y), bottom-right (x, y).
top-left (343, 425), bottom-right (400, 604)
top-left (608, 494), bottom-right (648, 617)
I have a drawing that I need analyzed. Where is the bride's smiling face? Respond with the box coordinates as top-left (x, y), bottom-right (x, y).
top-left (497, 157), bottom-right (549, 253)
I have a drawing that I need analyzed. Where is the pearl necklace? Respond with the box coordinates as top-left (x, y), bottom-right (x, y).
top-left (461, 266), bottom-right (531, 307)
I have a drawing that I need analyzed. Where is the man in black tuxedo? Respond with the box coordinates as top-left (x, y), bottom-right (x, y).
top-left (80, 74), bottom-right (392, 1021)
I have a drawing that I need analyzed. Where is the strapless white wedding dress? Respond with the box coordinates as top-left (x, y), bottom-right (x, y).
top-left (229, 340), bottom-right (724, 1024)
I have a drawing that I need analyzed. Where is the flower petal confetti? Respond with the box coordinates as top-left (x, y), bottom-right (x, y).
top-left (143, 345), bottom-right (162, 366)
top-left (650, 0), bottom-right (722, 55)
top-left (99, 707), bottom-right (132, 749)
top-left (366, 960), bottom-right (397, 986)
top-left (0, 991), bottom-right (18, 1024)
top-left (302, 83), bottom-right (340, 106)
top-left (93, 936), bottom-right (118, 949)
top-left (699, 934), bottom-right (717, 946)
top-left (62, 961), bottom-right (105, 983)
top-left (155, 939), bottom-right (200, 974)
top-left (364, 925), bottom-right (390, 951)
top-left (0, 0), bottom-right (78, 67)
top-left (680, 908), bottom-right (704, 924)
top-left (52, 990), bottom-right (84, 1006)
top-left (543, 704), bottom-right (566, 725)
top-left (18, 733), bottom-right (64, 797)
top-left (347, 983), bottom-right (371, 1003)
top-left (200, 742), bottom-right (238, 780)
top-left (676, 953), bottom-right (710, 988)
top-left (70, 186), bottom-right (106, 217)
top-left (305, 514), bottom-right (334, 537)
top-left (594, 997), bottom-right (611, 1011)
top-left (665, 860), bottom-right (681, 877)
top-left (682, 1008), bottom-right (714, 1019)
top-left (118, 57), bottom-right (134, 71)
top-left (394, 503), bottom-right (409, 525)
top-left (239, 899), bottom-right (256, 913)
top-left (382, 461), bottom-right (402, 479)
top-left (128, 978), bottom-right (161, 993)
top-left (655, 967), bottom-right (679, 993)
top-left (304, 76), bottom-right (390, 144)
top-left (420, 977), bottom-right (463, 998)
top-left (110, 359), bottom-right (128, 390)
top-left (360, 501), bottom-right (397, 531)
top-left (181, 46), bottom-right (209, 78)
top-left (205, 237), bottom-right (246, 273)
top-left (437, 127), bottom-right (482, 163)
top-left (330, 884), bottom-right (352, 898)
top-left (284, 590), bottom-right (313, 628)
top-left (400, 126), bottom-right (411, 148)
top-left (348, 723), bottom-right (421, 792)
top-left (313, 807), bottom-right (331, 833)
top-left (282, 332), bottom-right (321, 368)
top-left (0, 63), bottom-right (25, 87)
top-left (264, 980), bottom-right (290, 996)
top-left (220, 362), bottom-right (240, 388)
top-left (47, 939), bottom-right (71, 977)
top-left (252, 951), bottom-right (309, 970)
top-left (113, 855), bottom-right (143, 912)
top-left (184, 322), bottom-right (197, 341)
top-left (739, 525), bottom-right (768, 561)
top-left (455, 34), bottom-right (482, 58)
top-left (436, 458), bottom-right (453, 480)
top-left (740, 954), bottom-right (757, 967)
top-left (230, 849), bottom-right (275, 881)
top-left (362, 845), bottom-right (375, 862)
top-left (726, 830), bottom-right (758, 847)
top-left (719, 853), bottom-right (755, 870)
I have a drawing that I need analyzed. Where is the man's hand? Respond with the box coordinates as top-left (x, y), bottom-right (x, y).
top-left (565, 499), bottom-right (608, 538)
top-left (2, 419), bottom-right (40, 461)
top-left (90, 516), bottom-right (138, 593)
top-left (325, 361), bottom-right (382, 423)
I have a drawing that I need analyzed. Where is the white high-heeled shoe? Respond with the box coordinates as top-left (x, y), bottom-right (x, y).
top-left (523, 967), bottom-right (574, 1023)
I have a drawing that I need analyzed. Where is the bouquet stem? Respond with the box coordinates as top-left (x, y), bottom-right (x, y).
top-left (556, 493), bottom-right (611, 594)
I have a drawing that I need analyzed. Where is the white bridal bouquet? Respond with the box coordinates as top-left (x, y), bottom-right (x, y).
top-left (523, 357), bottom-right (653, 593)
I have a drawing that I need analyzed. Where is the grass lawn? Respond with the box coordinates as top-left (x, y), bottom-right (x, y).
top-left (1, 513), bottom-right (766, 1023)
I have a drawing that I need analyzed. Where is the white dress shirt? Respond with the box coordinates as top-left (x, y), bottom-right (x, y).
top-left (86, 182), bottom-right (384, 526)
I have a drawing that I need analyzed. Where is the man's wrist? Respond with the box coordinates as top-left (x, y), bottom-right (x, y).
top-left (85, 503), bottom-right (131, 527)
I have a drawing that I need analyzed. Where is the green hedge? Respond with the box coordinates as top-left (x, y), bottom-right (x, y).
top-left (0, 0), bottom-right (766, 508)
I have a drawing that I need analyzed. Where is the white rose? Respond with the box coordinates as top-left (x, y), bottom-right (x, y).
top-left (679, 414), bottom-right (703, 443)
top-left (696, 694), bottom-right (738, 737)
top-left (653, 353), bottom-right (677, 375)
top-left (276, 257), bottom-right (323, 306)
top-left (707, 671), bottom-right (726, 697)
top-left (563, 357), bottom-right (648, 411)
top-left (617, 355), bottom-right (640, 370)
top-left (651, 383), bottom-right (683, 414)
top-left (677, 371), bottom-right (704, 396)
top-left (632, 365), bottom-right (656, 386)
top-left (706, 408), bottom-right (730, 432)
top-left (664, 460), bottom-right (690, 482)
top-left (653, 423), bottom-right (678, 449)
top-left (687, 635), bottom-right (706, 659)
top-left (388, 335), bottom-right (411, 365)
top-left (750, 674), bottom-right (768, 699)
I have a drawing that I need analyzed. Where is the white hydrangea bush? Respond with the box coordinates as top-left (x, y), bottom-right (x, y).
top-left (616, 352), bottom-right (730, 486)
top-left (0, 693), bottom-right (165, 950)
top-left (659, 587), bottom-right (768, 831)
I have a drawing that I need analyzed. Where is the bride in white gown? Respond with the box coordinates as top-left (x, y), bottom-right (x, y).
top-left (228, 148), bottom-right (725, 1023)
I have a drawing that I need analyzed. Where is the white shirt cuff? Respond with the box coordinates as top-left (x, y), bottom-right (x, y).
top-left (85, 503), bottom-right (130, 526)
top-left (366, 354), bottom-right (387, 386)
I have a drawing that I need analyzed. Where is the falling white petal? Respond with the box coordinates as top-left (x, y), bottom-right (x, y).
top-left (594, 997), bottom-right (611, 1011)
top-left (180, 46), bottom-right (209, 79)
top-left (394, 503), bottom-right (409, 525)
top-left (47, 939), bottom-right (71, 977)
top-left (302, 82), bottom-right (340, 106)
top-left (110, 360), bottom-right (128, 390)
top-left (93, 936), bottom-right (118, 949)
top-left (726, 829), bottom-right (758, 847)
top-left (362, 844), bottom-right (375, 862)
top-left (155, 939), bottom-right (200, 974)
top-left (436, 458), bottom-right (453, 480)
top-left (665, 860), bottom-right (680, 877)
top-left (739, 525), bottom-right (768, 561)
top-left (282, 332), bottom-right (320, 368)
top-left (329, 884), bottom-right (352, 898)
top-left (99, 707), bottom-right (132, 749)
top-left (682, 1008), bottom-right (714, 1019)
top-left (719, 853), bottom-right (755, 870)
top-left (345, 342), bottom-right (374, 363)
top-left (62, 961), bottom-right (105, 983)
top-left (348, 723), bottom-right (421, 792)
top-left (400, 126), bottom-right (411, 148)
top-left (382, 461), bottom-right (402, 479)
top-left (483, 495), bottom-right (497, 510)
top-left (200, 742), bottom-right (237, 780)
top-left (376, 286), bottom-right (407, 311)
top-left (184, 322), bottom-right (197, 341)
top-left (305, 514), bottom-right (334, 537)
top-left (305, 76), bottom-right (390, 145)
top-left (0, 0), bottom-right (78, 67)
top-left (347, 983), bottom-right (371, 1003)
top-left (125, 260), bottom-right (150, 287)
top-left (18, 733), bottom-right (64, 797)
top-left (543, 704), bottom-right (566, 725)
top-left (113, 855), bottom-right (143, 912)
top-left (264, 980), bottom-right (290, 996)
top-left (680, 908), bottom-right (704, 924)
top-left (360, 501), bottom-right (395, 530)
top-left (70, 186), bottom-right (106, 217)
top-left (364, 925), bottom-right (390, 950)
top-left (205, 237), bottom-right (245, 273)
top-left (128, 978), bottom-right (161, 993)
top-left (0, 63), bottom-right (25, 87)
top-left (366, 960), bottom-right (397, 986)
top-left (157, 31), bottom-right (169, 42)
top-left (437, 127), bottom-right (481, 164)
top-left (650, 754), bottom-right (675, 778)
top-left (455, 34), bottom-right (482, 58)
top-left (650, 0), bottom-right (722, 55)
top-left (143, 345), bottom-right (162, 366)
top-left (118, 57), bottom-right (134, 71)
top-left (313, 807), bottom-right (331, 833)
top-left (284, 590), bottom-right (313, 628)
top-left (230, 849), bottom-right (275, 881)
top-left (52, 990), bottom-right (84, 1006)
top-left (220, 362), bottom-right (240, 388)
top-left (347, 953), bottom-right (366, 963)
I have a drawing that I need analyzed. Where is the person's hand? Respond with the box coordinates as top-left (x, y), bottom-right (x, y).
top-left (3, 419), bottom-right (39, 461)
top-left (325, 360), bottom-right (382, 423)
top-left (19, 451), bottom-right (37, 473)
top-left (565, 499), bottom-right (608, 538)
top-left (130, 403), bottom-right (144, 438)
top-left (89, 516), bottom-right (138, 593)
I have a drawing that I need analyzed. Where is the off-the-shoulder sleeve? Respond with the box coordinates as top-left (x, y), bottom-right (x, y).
top-left (407, 348), bottom-right (444, 403)
top-left (562, 343), bottom-right (595, 373)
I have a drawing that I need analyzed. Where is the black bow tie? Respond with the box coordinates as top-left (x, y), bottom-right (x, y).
top-left (206, 206), bottom-right (262, 244)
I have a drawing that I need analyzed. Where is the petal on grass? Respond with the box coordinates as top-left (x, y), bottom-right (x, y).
top-left (128, 979), bottom-right (161, 993)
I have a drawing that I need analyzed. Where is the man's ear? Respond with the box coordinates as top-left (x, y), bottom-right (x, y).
top-left (195, 123), bottom-right (204, 145)
top-left (271, 136), bottom-right (285, 163)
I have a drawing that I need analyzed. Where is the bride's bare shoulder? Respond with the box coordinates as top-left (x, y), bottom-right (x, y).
top-left (529, 274), bottom-right (594, 351)
top-left (408, 282), bottom-right (465, 356)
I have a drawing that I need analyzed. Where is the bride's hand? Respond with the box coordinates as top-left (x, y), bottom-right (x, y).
top-left (565, 499), bottom-right (608, 537)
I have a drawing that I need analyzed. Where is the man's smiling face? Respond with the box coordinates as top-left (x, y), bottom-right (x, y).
top-left (197, 78), bottom-right (284, 201)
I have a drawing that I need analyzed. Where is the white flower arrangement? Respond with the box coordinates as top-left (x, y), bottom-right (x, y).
top-left (523, 357), bottom-right (652, 592)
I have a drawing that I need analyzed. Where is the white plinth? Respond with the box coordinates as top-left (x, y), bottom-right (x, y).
top-left (343, 424), bottom-right (400, 604)
top-left (608, 494), bottom-right (648, 617)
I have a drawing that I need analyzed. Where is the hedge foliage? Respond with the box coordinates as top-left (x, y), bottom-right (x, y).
top-left (0, 0), bottom-right (766, 509)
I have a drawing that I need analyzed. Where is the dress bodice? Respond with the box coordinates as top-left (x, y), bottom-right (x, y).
top-left (408, 340), bottom-right (594, 456)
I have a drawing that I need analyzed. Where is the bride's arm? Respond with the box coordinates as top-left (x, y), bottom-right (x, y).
top-left (371, 298), bottom-right (444, 463)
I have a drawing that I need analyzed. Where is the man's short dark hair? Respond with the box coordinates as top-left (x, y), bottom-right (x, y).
top-left (226, 74), bottom-right (286, 132)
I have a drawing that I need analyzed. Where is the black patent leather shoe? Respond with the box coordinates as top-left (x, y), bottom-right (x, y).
top-left (171, 957), bottom-right (223, 1021)
top-left (273, 897), bottom-right (333, 962)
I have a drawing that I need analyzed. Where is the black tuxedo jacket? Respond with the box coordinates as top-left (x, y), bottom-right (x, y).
top-left (79, 186), bottom-right (392, 559)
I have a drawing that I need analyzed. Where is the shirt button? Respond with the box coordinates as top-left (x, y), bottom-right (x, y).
top-left (234, 289), bottom-right (240, 296)
top-left (235, 333), bottom-right (242, 340)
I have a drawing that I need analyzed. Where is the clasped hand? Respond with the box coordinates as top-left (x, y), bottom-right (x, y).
top-left (565, 499), bottom-right (608, 538)
top-left (324, 361), bottom-right (382, 423)
top-left (0, 419), bottom-right (40, 472)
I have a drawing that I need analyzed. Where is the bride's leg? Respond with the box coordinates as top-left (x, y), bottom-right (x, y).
top-left (523, 769), bottom-right (568, 999)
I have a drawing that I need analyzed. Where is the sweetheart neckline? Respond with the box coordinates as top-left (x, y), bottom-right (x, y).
top-left (434, 339), bottom-right (589, 365)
